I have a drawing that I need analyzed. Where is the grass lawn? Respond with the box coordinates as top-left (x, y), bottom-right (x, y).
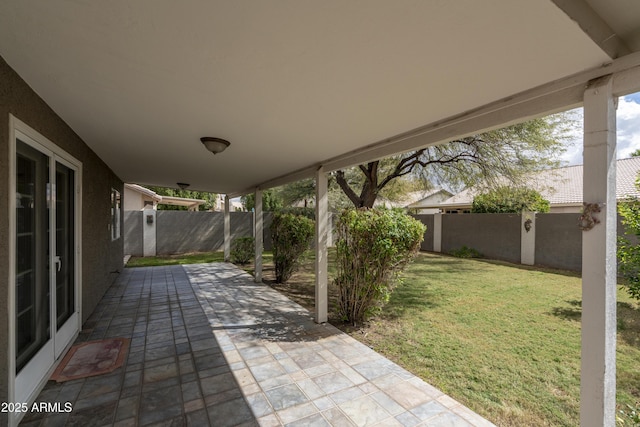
top-left (125, 250), bottom-right (640, 426)
top-left (125, 251), bottom-right (225, 267)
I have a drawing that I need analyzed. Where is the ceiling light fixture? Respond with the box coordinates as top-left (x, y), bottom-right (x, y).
top-left (177, 182), bottom-right (190, 190)
top-left (200, 137), bottom-right (230, 155)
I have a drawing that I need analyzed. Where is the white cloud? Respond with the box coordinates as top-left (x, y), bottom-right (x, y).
top-left (557, 93), bottom-right (640, 165)
top-left (617, 95), bottom-right (640, 159)
top-left (559, 108), bottom-right (583, 166)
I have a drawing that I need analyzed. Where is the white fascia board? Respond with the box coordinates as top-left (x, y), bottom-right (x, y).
top-left (159, 196), bottom-right (206, 207)
top-left (125, 183), bottom-right (163, 202)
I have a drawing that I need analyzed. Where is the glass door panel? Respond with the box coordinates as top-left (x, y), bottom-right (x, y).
top-left (15, 140), bottom-right (50, 373)
top-left (55, 162), bottom-right (74, 329)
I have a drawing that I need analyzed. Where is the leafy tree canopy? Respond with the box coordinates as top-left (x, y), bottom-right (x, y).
top-left (335, 112), bottom-right (577, 208)
top-left (241, 189), bottom-right (283, 211)
top-left (617, 173), bottom-right (640, 301)
top-left (277, 171), bottom-right (425, 212)
top-left (471, 186), bottom-right (550, 213)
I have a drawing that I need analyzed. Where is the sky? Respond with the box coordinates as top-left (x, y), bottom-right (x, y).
top-left (561, 92), bottom-right (640, 165)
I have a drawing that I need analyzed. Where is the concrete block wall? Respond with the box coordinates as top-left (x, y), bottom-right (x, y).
top-left (418, 212), bottom-right (631, 272)
top-left (441, 213), bottom-right (522, 264)
top-left (124, 211), bottom-right (257, 256)
top-left (535, 213), bottom-right (582, 271)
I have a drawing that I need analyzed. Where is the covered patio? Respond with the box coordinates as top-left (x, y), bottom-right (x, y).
top-left (21, 263), bottom-right (493, 426)
top-left (2, 1), bottom-right (640, 426)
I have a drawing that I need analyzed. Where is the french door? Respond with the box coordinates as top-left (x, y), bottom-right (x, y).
top-left (12, 125), bottom-right (81, 407)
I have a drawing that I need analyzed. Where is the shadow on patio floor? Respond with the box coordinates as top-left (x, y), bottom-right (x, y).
top-left (21, 263), bottom-right (494, 427)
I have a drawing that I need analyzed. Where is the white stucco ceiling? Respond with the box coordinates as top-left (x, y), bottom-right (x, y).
top-left (0, 1), bottom-right (636, 195)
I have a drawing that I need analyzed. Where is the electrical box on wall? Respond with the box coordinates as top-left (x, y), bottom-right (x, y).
top-left (146, 214), bottom-right (154, 225)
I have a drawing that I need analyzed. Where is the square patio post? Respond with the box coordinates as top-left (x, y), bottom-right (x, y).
top-left (581, 74), bottom-right (617, 427)
top-left (224, 195), bottom-right (231, 262)
top-left (254, 188), bottom-right (263, 283)
top-left (315, 166), bottom-right (328, 323)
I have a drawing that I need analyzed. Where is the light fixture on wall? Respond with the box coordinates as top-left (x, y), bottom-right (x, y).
top-left (177, 182), bottom-right (190, 190)
top-left (200, 137), bottom-right (230, 155)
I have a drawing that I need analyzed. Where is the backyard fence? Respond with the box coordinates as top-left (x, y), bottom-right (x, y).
top-left (413, 212), bottom-right (631, 271)
top-left (125, 210), bottom-right (630, 272)
top-left (124, 211), bottom-right (274, 256)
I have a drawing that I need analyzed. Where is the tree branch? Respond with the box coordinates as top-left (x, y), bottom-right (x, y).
top-left (335, 170), bottom-right (364, 207)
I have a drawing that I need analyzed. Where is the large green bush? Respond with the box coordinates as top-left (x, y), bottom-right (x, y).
top-left (230, 236), bottom-right (255, 265)
top-left (271, 213), bottom-right (315, 283)
top-left (618, 192), bottom-right (640, 301)
top-left (334, 208), bottom-right (426, 325)
top-left (472, 186), bottom-right (550, 213)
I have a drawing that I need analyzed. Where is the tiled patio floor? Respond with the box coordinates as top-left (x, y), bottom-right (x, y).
top-left (21, 263), bottom-right (495, 427)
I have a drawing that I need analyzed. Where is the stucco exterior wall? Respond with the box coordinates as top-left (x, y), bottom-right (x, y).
top-left (441, 213), bottom-right (522, 263)
top-left (123, 186), bottom-right (146, 211)
top-left (124, 211), bottom-right (144, 256)
top-left (0, 56), bottom-right (123, 419)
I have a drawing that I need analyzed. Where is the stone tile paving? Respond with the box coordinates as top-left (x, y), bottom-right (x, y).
top-left (20, 263), bottom-right (495, 427)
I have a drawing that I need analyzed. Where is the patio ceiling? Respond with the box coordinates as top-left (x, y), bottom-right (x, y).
top-left (1, 1), bottom-right (639, 196)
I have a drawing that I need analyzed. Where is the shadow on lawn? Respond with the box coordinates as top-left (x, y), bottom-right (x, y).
top-left (618, 301), bottom-right (640, 348)
top-left (550, 299), bottom-right (582, 321)
top-left (550, 299), bottom-right (640, 348)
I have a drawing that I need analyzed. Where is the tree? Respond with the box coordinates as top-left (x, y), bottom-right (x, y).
top-left (617, 175), bottom-right (640, 301)
top-left (471, 186), bottom-right (550, 213)
top-left (335, 113), bottom-right (575, 208)
top-left (631, 148), bottom-right (640, 157)
top-left (146, 186), bottom-right (218, 211)
top-left (279, 178), bottom-right (316, 208)
top-left (241, 189), bottom-right (283, 211)
top-left (278, 172), bottom-right (423, 211)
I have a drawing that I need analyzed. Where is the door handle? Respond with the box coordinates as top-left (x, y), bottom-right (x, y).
top-left (54, 256), bottom-right (62, 272)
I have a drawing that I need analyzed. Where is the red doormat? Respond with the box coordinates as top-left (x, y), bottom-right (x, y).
top-left (50, 338), bottom-right (130, 382)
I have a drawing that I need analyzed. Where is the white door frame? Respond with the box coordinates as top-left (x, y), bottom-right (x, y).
top-left (8, 115), bottom-right (83, 427)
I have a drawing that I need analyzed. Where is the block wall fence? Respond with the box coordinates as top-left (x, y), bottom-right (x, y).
top-left (125, 210), bottom-right (630, 272)
top-left (414, 212), bottom-right (630, 271)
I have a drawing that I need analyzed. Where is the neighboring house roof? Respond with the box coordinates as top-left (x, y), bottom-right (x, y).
top-left (125, 183), bottom-right (206, 210)
top-left (405, 189), bottom-right (455, 209)
top-left (125, 183), bottom-right (163, 203)
top-left (427, 157), bottom-right (640, 209)
top-left (374, 189), bottom-right (453, 209)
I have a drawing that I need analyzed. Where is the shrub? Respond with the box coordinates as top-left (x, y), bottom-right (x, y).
top-left (271, 213), bottom-right (315, 283)
top-left (231, 236), bottom-right (255, 265)
top-left (334, 208), bottom-right (426, 325)
top-left (449, 246), bottom-right (483, 258)
top-left (472, 186), bottom-right (550, 213)
top-left (618, 195), bottom-right (640, 301)
top-left (277, 206), bottom-right (315, 220)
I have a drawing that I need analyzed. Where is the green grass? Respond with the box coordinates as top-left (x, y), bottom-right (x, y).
top-left (124, 250), bottom-right (640, 426)
top-left (340, 254), bottom-right (640, 426)
top-left (125, 251), bottom-right (225, 267)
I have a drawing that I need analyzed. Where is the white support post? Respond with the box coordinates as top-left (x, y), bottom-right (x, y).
top-left (315, 167), bottom-right (329, 323)
top-left (581, 75), bottom-right (617, 427)
top-left (224, 195), bottom-right (231, 262)
top-left (520, 211), bottom-right (535, 265)
top-left (254, 189), bottom-right (263, 283)
top-left (142, 209), bottom-right (157, 257)
top-left (433, 212), bottom-right (442, 252)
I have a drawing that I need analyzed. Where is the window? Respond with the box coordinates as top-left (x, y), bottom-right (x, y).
top-left (111, 188), bottom-right (121, 240)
